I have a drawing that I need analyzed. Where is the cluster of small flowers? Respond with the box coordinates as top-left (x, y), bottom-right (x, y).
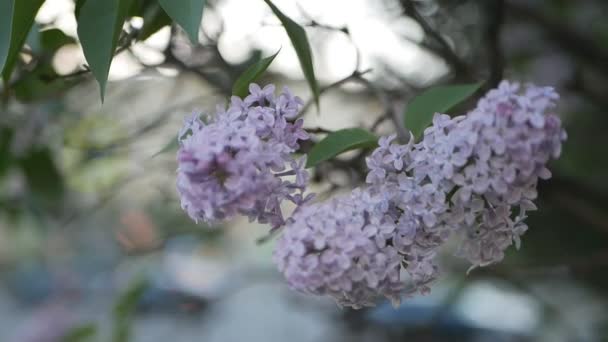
top-left (273, 188), bottom-right (404, 308)
top-left (366, 134), bottom-right (452, 288)
top-left (273, 81), bottom-right (566, 308)
top-left (272, 134), bottom-right (453, 308)
top-left (413, 81), bottom-right (566, 267)
top-left (176, 84), bottom-right (312, 228)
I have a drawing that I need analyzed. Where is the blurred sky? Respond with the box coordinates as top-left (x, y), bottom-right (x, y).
top-left (36, 0), bottom-right (448, 86)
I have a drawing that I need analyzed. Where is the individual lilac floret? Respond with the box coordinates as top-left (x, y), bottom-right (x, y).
top-left (274, 184), bottom-right (444, 309)
top-left (413, 81), bottom-right (566, 267)
top-left (176, 84), bottom-right (311, 228)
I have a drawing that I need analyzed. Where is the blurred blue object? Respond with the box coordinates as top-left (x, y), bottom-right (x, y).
top-left (5, 262), bottom-right (55, 305)
top-left (367, 299), bottom-right (467, 329)
top-left (365, 298), bottom-right (528, 341)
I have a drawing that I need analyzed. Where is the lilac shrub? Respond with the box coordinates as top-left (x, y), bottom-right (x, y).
top-left (176, 84), bottom-right (312, 228)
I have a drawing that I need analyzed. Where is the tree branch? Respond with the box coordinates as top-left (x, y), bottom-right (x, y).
top-left (505, 1), bottom-right (608, 77)
top-left (300, 69), bottom-right (372, 115)
top-left (484, 0), bottom-right (506, 89)
top-left (400, 0), bottom-right (470, 80)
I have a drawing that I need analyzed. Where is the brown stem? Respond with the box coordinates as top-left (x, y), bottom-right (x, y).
top-left (400, 0), bottom-right (470, 80)
top-left (484, 0), bottom-right (506, 89)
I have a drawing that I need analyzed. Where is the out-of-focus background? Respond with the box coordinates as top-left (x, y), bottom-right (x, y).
top-left (1, 0), bottom-right (608, 341)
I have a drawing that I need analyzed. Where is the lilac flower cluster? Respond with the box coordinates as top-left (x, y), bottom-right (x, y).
top-left (366, 81), bottom-right (566, 270)
top-left (273, 133), bottom-right (455, 308)
top-left (272, 135), bottom-right (451, 308)
top-left (273, 81), bottom-right (566, 308)
top-left (176, 84), bottom-right (312, 228)
top-left (437, 81), bottom-right (566, 267)
top-left (273, 188), bottom-right (404, 308)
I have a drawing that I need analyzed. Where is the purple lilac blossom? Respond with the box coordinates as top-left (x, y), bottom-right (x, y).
top-left (176, 84), bottom-right (312, 228)
top-left (274, 135), bottom-right (451, 308)
top-left (366, 135), bottom-right (452, 292)
top-left (409, 80), bottom-right (566, 267)
top-left (274, 80), bottom-right (565, 308)
top-left (273, 188), bottom-right (407, 308)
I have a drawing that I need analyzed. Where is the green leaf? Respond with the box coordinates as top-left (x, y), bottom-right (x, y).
top-left (152, 124), bottom-right (198, 158)
top-left (232, 49), bottom-right (280, 98)
top-left (0, 0), bottom-right (46, 82)
top-left (10, 28), bottom-right (77, 102)
top-left (63, 323), bottom-right (98, 342)
top-left (40, 28), bottom-right (76, 52)
top-left (13, 60), bottom-right (80, 102)
top-left (158, 0), bottom-right (205, 43)
top-left (263, 0), bottom-right (319, 110)
top-left (77, 0), bottom-right (134, 101)
top-left (306, 128), bottom-right (377, 168)
top-left (404, 82), bottom-right (482, 140)
top-left (151, 137), bottom-right (179, 158)
top-left (0, 1), bottom-right (13, 73)
top-left (25, 22), bottom-right (41, 54)
top-left (0, 128), bottom-right (14, 180)
top-left (126, 0), bottom-right (146, 17)
top-left (74, 0), bottom-right (86, 18)
top-left (113, 277), bottom-right (148, 342)
top-left (139, 4), bottom-right (172, 41)
top-left (19, 148), bottom-right (64, 202)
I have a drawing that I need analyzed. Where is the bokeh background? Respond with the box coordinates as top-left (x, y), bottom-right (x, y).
top-left (1, 0), bottom-right (608, 341)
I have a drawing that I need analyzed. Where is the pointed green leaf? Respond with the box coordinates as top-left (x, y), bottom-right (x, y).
top-left (114, 278), bottom-right (147, 318)
top-left (19, 148), bottom-right (64, 202)
top-left (263, 0), bottom-right (319, 110)
top-left (25, 22), bottom-right (41, 54)
top-left (74, 0), bottom-right (86, 18)
top-left (0, 1), bottom-right (13, 76)
top-left (139, 4), bottom-right (172, 41)
top-left (113, 277), bottom-right (148, 342)
top-left (151, 122), bottom-right (199, 158)
top-left (0, 128), bottom-right (14, 179)
top-left (306, 128), bottom-right (377, 168)
top-left (40, 28), bottom-right (76, 52)
top-left (232, 49), bottom-right (280, 98)
top-left (63, 323), bottom-right (98, 342)
top-left (158, 0), bottom-right (205, 43)
top-left (404, 82), bottom-right (482, 140)
top-left (77, 0), bottom-right (134, 101)
top-left (1, 0), bottom-right (45, 82)
top-left (151, 137), bottom-right (179, 158)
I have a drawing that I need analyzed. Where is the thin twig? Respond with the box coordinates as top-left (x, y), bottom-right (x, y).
top-left (400, 0), bottom-right (470, 79)
top-left (42, 27), bottom-right (140, 84)
top-left (296, 3), bottom-right (349, 34)
top-left (484, 0), bottom-right (506, 89)
top-left (506, 0), bottom-right (608, 77)
top-left (300, 69), bottom-right (372, 115)
top-left (163, 25), bottom-right (232, 95)
top-left (256, 227), bottom-right (283, 245)
top-left (355, 76), bottom-right (408, 141)
top-left (371, 115), bottom-right (390, 132)
top-left (304, 127), bottom-right (334, 134)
